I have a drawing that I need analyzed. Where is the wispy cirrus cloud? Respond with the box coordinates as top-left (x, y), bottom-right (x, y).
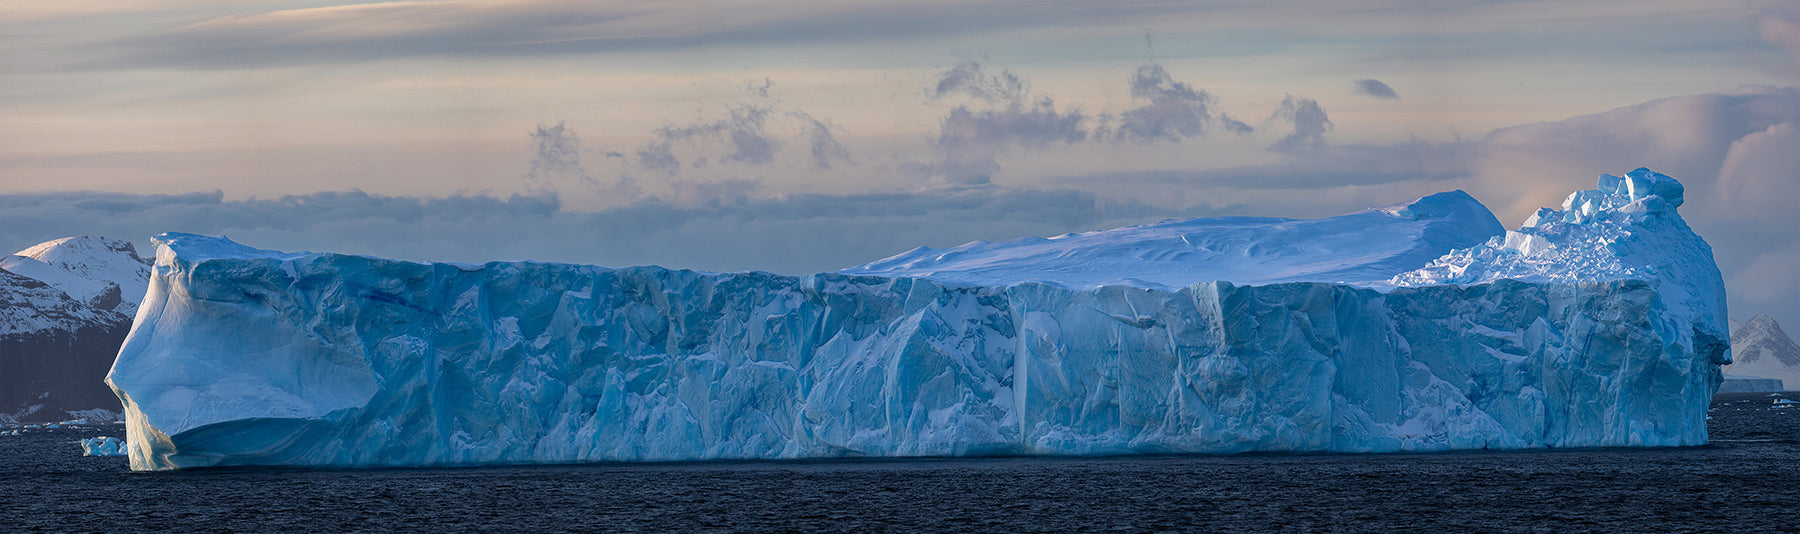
top-left (62, 1), bottom-right (1265, 70)
top-left (44, 0), bottom-right (1763, 72)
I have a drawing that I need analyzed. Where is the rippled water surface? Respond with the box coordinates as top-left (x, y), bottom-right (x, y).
top-left (6, 393), bottom-right (1800, 532)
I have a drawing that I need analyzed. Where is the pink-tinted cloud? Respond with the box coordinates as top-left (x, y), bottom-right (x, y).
top-left (1761, 11), bottom-right (1800, 75)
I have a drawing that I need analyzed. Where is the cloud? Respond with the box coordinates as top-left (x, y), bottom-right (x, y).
top-left (0, 187), bottom-right (1180, 276)
top-left (931, 61), bottom-right (1029, 104)
top-left (1048, 87), bottom-right (1800, 330)
top-left (1088, 141), bottom-right (1474, 189)
top-left (524, 121), bottom-right (593, 188)
top-left (6, 87), bottom-right (1798, 332)
top-left (924, 62), bottom-right (1089, 185)
top-left (635, 103), bottom-right (781, 174)
top-left (1103, 64), bottom-right (1252, 142)
top-left (1712, 120), bottom-right (1800, 311)
top-left (1761, 11), bottom-right (1800, 75)
top-left (1353, 79), bottom-right (1399, 99)
top-left (71, 1), bottom-right (1251, 70)
top-left (588, 81), bottom-right (851, 200)
top-left (921, 61), bottom-right (1265, 184)
top-left (1267, 95), bottom-right (1333, 156)
top-left (1453, 87), bottom-right (1800, 331)
top-left (52, 1), bottom-right (1749, 73)
top-left (1468, 86), bottom-right (1800, 217)
top-left (789, 111), bottom-right (851, 170)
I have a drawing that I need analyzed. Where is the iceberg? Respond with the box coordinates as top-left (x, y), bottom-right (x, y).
top-left (108, 168), bottom-right (1729, 470)
top-left (80, 436), bottom-right (127, 457)
top-left (1718, 374), bottom-right (1784, 393)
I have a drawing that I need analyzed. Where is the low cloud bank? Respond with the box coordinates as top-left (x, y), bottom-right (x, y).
top-left (0, 187), bottom-right (1194, 276)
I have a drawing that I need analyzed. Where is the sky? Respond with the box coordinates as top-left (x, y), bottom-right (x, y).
top-left (3, 0), bottom-right (1799, 330)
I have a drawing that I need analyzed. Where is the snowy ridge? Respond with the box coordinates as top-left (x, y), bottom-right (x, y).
top-left (1, 236), bottom-right (151, 315)
top-left (0, 269), bottom-right (118, 337)
top-left (1731, 315), bottom-right (1800, 367)
top-left (1723, 315), bottom-right (1800, 389)
top-left (1, 236), bottom-right (147, 423)
top-left (843, 190), bottom-right (1504, 290)
top-left (109, 169), bottom-right (1728, 470)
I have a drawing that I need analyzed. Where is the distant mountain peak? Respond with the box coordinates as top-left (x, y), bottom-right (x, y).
top-left (0, 235), bottom-right (150, 314)
top-left (1732, 314), bottom-right (1800, 367)
top-left (1, 236), bottom-right (145, 423)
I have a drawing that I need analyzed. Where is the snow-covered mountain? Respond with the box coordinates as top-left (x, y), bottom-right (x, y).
top-left (2, 236), bottom-right (151, 315)
top-left (1722, 314), bottom-right (1800, 391)
top-left (1, 236), bottom-right (150, 424)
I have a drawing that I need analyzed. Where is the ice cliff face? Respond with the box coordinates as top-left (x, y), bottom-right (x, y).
top-left (108, 171), bottom-right (1729, 470)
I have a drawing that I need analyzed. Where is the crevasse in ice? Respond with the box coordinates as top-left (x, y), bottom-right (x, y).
top-left (107, 169), bottom-right (1729, 470)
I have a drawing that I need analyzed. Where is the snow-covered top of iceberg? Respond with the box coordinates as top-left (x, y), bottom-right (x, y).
top-left (842, 190), bottom-right (1505, 290)
top-left (1390, 167), bottom-right (1727, 341)
top-left (1390, 167), bottom-right (1694, 287)
top-left (151, 232), bottom-right (306, 264)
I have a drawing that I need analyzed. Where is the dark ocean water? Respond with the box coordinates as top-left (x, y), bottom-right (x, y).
top-left (5, 393), bottom-right (1800, 533)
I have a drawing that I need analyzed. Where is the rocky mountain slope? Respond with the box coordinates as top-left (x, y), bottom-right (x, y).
top-left (1723, 314), bottom-right (1800, 391)
top-left (1, 236), bottom-right (149, 423)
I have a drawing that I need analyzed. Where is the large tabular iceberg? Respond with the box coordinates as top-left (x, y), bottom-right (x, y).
top-left (108, 169), bottom-right (1729, 470)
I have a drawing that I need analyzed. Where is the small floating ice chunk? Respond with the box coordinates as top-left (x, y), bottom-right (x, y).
top-left (80, 436), bottom-right (127, 456)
